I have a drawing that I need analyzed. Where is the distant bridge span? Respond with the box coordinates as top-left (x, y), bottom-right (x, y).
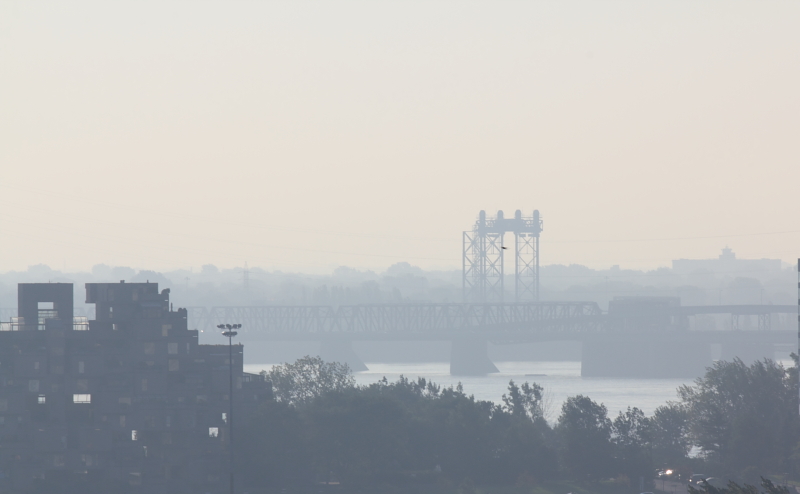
top-left (184, 302), bottom-right (797, 376)
top-left (186, 302), bottom-right (604, 340)
top-left (185, 303), bottom-right (797, 340)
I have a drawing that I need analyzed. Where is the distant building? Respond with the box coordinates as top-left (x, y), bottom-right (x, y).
top-left (671, 247), bottom-right (781, 276)
top-left (0, 282), bottom-right (271, 493)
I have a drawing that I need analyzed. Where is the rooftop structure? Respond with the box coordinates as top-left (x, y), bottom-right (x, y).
top-left (0, 282), bottom-right (271, 493)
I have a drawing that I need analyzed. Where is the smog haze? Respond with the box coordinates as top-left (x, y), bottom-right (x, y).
top-left (1, 1), bottom-right (799, 273)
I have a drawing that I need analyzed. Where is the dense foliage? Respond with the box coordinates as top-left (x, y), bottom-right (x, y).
top-left (240, 355), bottom-right (800, 493)
top-left (263, 355), bottom-right (356, 405)
top-left (679, 357), bottom-right (800, 481)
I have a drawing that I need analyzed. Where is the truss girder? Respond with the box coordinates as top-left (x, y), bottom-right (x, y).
top-left (186, 302), bottom-right (603, 337)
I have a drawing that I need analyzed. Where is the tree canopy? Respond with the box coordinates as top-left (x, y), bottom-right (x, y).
top-left (262, 355), bottom-right (355, 405)
top-left (242, 355), bottom-right (800, 492)
top-left (679, 357), bottom-right (799, 479)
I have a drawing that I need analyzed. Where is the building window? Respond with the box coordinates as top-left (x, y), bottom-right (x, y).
top-left (73, 394), bottom-right (91, 404)
top-left (168, 359), bottom-right (179, 371)
top-left (222, 412), bottom-right (227, 423)
top-left (144, 343), bottom-right (155, 355)
top-left (208, 427), bottom-right (219, 438)
top-left (78, 361), bottom-right (84, 374)
top-left (168, 343), bottom-right (178, 354)
top-left (120, 415), bottom-right (126, 427)
top-left (141, 379), bottom-right (148, 392)
top-left (73, 316), bottom-right (89, 331)
top-left (34, 361), bottom-right (39, 370)
top-left (131, 430), bottom-right (138, 441)
top-left (162, 324), bottom-right (171, 337)
top-left (28, 380), bottom-right (39, 392)
top-left (37, 394), bottom-right (46, 405)
top-left (0, 399), bottom-right (7, 412)
top-left (53, 455), bottom-right (65, 467)
top-left (76, 379), bottom-right (88, 391)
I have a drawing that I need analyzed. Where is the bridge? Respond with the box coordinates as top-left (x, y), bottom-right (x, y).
top-left (185, 302), bottom-right (603, 340)
top-left (182, 302), bottom-right (797, 376)
top-left (185, 303), bottom-right (796, 337)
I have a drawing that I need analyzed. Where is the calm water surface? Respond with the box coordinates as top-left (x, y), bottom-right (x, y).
top-left (245, 361), bottom-right (696, 419)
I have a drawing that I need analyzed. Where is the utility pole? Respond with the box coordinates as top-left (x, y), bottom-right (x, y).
top-left (218, 323), bottom-right (241, 494)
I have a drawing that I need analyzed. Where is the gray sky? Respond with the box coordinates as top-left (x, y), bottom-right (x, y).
top-left (1, 1), bottom-right (798, 273)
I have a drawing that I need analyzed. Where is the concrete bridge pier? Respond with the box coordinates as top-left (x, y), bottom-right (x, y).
top-left (450, 339), bottom-right (499, 376)
top-left (581, 337), bottom-right (712, 378)
top-left (319, 338), bottom-right (368, 372)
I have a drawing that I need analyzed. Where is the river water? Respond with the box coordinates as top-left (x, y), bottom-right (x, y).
top-left (244, 360), bottom-right (697, 420)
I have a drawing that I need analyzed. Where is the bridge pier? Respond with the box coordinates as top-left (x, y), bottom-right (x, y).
top-left (582, 337), bottom-right (711, 378)
top-left (450, 339), bottom-right (499, 376)
top-left (319, 339), bottom-right (368, 372)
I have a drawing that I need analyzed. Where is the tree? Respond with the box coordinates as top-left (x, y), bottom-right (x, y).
top-left (612, 407), bottom-right (653, 488)
top-left (649, 402), bottom-right (691, 465)
top-left (302, 387), bottom-right (410, 487)
top-left (263, 355), bottom-right (355, 406)
top-left (555, 395), bottom-right (614, 480)
top-left (679, 358), bottom-right (799, 478)
top-left (239, 400), bottom-right (311, 491)
top-left (502, 380), bottom-right (545, 422)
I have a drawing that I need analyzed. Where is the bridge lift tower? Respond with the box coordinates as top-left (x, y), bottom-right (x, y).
top-left (463, 210), bottom-right (543, 303)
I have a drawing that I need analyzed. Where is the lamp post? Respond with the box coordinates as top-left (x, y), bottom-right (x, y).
top-left (218, 323), bottom-right (241, 494)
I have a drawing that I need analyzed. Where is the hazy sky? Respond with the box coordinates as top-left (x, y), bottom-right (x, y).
top-left (1, 1), bottom-right (798, 274)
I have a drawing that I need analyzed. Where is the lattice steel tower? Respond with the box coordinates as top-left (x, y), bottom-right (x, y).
top-left (463, 210), bottom-right (542, 303)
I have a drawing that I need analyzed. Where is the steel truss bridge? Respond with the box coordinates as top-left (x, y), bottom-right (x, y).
top-left (186, 302), bottom-right (603, 340)
top-left (184, 303), bottom-right (798, 340)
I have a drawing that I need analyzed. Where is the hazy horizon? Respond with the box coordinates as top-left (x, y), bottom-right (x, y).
top-left (2, 1), bottom-right (799, 273)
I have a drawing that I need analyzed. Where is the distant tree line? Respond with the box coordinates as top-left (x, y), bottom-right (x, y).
top-left (238, 355), bottom-right (799, 493)
top-left (4, 261), bottom-right (795, 313)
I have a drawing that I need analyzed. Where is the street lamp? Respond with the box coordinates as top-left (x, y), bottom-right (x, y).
top-left (218, 323), bottom-right (241, 494)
